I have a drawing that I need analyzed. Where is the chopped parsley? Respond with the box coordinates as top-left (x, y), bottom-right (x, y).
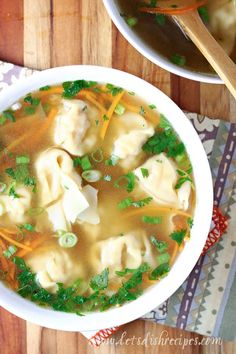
top-left (170, 53), bottom-right (186, 67)
top-left (150, 236), bottom-right (168, 253)
top-left (39, 85), bottom-right (51, 91)
top-left (175, 166), bottom-right (194, 190)
top-left (90, 268), bottom-right (109, 291)
top-left (3, 245), bottom-right (17, 259)
top-left (148, 104), bottom-right (157, 110)
top-left (142, 129), bottom-right (185, 158)
top-left (141, 168), bottom-right (149, 178)
top-left (12, 258), bottom-right (152, 314)
top-left (106, 84), bottom-right (123, 96)
top-left (0, 110), bottom-right (16, 125)
top-left (118, 197), bottom-right (153, 210)
top-left (170, 229), bottom-right (187, 246)
top-left (142, 216), bottom-right (162, 224)
top-left (149, 263), bottom-right (170, 280)
top-left (24, 94), bottom-right (40, 107)
top-left (62, 80), bottom-right (97, 98)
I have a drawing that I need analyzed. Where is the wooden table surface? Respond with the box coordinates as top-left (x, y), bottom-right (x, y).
top-left (0, 1), bottom-right (235, 353)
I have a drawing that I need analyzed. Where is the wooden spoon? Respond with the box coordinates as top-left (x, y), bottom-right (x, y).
top-left (139, 0), bottom-right (236, 99)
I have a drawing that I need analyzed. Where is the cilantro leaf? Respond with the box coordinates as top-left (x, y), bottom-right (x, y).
top-left (149, 263), bottom-right (170, 280)
top-left (150, 236), bottom-right (168, 253)
top-left (118, 196), bottom-right (153, 210)
top-left (62, 80), bottom-right (97, 98)
top-left (114, 172), bottom-right (136, 193)
top-left (170, 229), bottom-right (187, 246)
top-left (142, 216), bottom-right (162, 224)
top-left (90, 268), bottom-right (109, 291)
top-left (106, 84), bottom-right (123, 96)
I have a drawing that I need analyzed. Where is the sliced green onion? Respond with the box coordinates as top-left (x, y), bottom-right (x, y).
top-left (103, 174), bottom-right (112, 182)
top-left (105, 154), bottom-right (119, 166)
top-left (115, 103), bottom-right (126, 116)
top-left (82, 170), bottom-right (102, 183)
top-left (59, 233), bottom-right (78, 248)
top-left (0, 182), bottom-right (7, 193)
top-left (126, 17), bottom-right (138, 27)
top-left (56, 229), bottom-right (67, 237)
top-left (3, 245), bottom-right (17, 259)
top-left (27, 207), bottom-right (45, 216)
top-left (16, 155), bottom-right (30, 164)
top-left (81, 155), bottom-right (92, 171)
top-left (91, 148), bottom-right (104, 163)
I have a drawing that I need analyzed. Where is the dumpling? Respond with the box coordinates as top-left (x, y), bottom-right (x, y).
top-left (35, 148), bottom-right (100, 232)
top-left (35, 148), bottom-right (82, 206)
top-left (0, 187), bottom-right (32, 224)
top-left (134, 153), bottom-right (191, 211)
top-left (26, 244), bottom-right (85, 293)
top-left (54, 99), bottom-right (99, 156)
top-left (92, 230), bottom-right (156, 278)
top-left (77, 185), bottom-right (100, 225)
top-left (109, 112), bottom-right (154, 169)
top-left (208, 0), bottom-right (236, 55)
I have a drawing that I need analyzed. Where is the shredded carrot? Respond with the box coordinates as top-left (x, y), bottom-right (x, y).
top-left (125, 205), bottom-right (192, 219)
top-left (37, 86), bottom-right (63, 97)
top-left (0, 227), bottom-right (18, 235)
top-left (0, 230), bottom-right (32, 251)
top-left (78, 92), bottom-right (107, 114)
top-left (100, 90), bottom-right (125, 140)
top-left (0, 239), bottom-right (9, 271)
top-left (139, 1), bottom-right (206, 15)
top-left (16, 234), bottom-right (49, 258)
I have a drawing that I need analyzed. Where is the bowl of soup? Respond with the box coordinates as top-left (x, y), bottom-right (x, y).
top-left (103, 0), bottom-right (236, 83)
top-left (0, 65), bottom-right (213, 331)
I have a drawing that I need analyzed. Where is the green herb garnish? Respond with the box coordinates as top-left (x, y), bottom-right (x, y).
top-left (142, 130), bottom-right (185, 158)
top-left (106, 84), bottom-right (123, 96)
top-left (62, 80), bottom-right (97, 98)
top-left (150, 236), bottom-right (168, 253)
top-left (175, 166), bottom-right (194, 190)
top-left (141, 168), bottom-right (149, 178)
top-left (118, 197), bottom-right (153, 210)
top-left (170, 229), bottom-right (187, 246)
top-left (90, 268), bottom-right (109, 291)
top-left (114, 172), bottom-right (136, 193)
top-left (149, 263), bottom-right (170, 280)
top-left (142, 216), bottom-right (162, 224)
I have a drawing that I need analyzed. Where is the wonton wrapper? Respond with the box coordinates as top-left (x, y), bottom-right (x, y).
top-left (35, 148), bottom-right (100, 232)
top-left (134, 153), bottom-right (191, 211)
top-left (26, 244), bottom-right (85, 293)
top-left (54, 99), bottom-right (99, 156)
top-left (109, 112), bottom-right (154, 169)
top-left (92, 229), bottom-right (156, 278)
top-left (0, 187), bottom-right (32, 224)
top-left (208, 0), bottom-right (236, 55)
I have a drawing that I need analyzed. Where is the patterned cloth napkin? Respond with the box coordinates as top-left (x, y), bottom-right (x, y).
top-left (0, 61), bottom-right (235, 343)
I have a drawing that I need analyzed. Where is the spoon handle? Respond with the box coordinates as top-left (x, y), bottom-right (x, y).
top-left (176, 10), bottom-right (236, 99)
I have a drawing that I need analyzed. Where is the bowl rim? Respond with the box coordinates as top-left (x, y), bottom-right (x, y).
top-left (0, 65), bottom-right (213, 331)
top-left (103, 0), bottom-right (222, 84)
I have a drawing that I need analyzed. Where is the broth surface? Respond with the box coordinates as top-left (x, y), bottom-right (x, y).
top-left (0, 82), bottom-right (195, 313)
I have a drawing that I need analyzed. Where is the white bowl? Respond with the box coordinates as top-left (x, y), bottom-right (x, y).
top-left (103, 0), bottom-right (222, 84)
top-left (0, 65), bottom-right (213, 331)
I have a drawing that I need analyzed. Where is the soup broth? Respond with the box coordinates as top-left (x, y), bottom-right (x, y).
top-left (117, 0), bottom-right (236, 74)
top-left (0, 81), bottom-right (195, 314)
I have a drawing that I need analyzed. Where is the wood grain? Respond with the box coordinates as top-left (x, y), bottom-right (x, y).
top-left (0, 0), bottom-right (235, 353)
